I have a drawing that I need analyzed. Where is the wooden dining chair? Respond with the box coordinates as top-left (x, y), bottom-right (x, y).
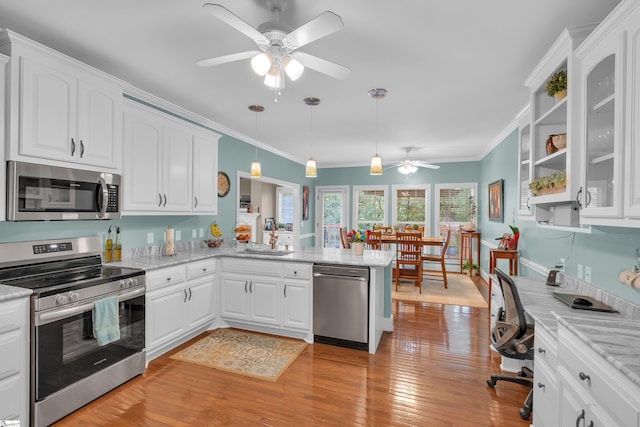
top-left (366, 230), bottom-right (384, 250)
top-left (422, 228), bottom-right (451, 288)
top-left (339, 227), bottom-right (351, 249)
top-left (394, 231), bottom-right (423, 292)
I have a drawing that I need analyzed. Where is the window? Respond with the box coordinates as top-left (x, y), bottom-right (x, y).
top-left (392, 184), bottom-right (429, 234)
top-left (435, 183), bottom-right (477, 258)
top-left (277, 187), bottom-right (294, 225)
top-left (353, 185), bottom-right (387, 231)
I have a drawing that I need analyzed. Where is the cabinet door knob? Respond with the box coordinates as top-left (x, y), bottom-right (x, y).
top-left (576, 409), bottom-right (585, 427)
top-left (538, 348), bottom-right (546, 354)
top-left (284, 284), bottom-right (287, 298)
top-left (244, 281), bottom-right (248, 293)
top-left (578, 372), bottom-right (590, 382)
top-left (79, 140), bottom-right (85, 158)
top-left (188, 288), bottom-right (192, 300)
top-left (163, 194), bottom-right (167, 207)
top-left (537, 382), bottom-right (545, 390)
top-left (183, 289), bottom-right (188, 302)
top-left (158, 193), bottom-right (163, 207)
top-left (194, 196), bottom-right (198, 208)
top-left (70, 138), bottom-right (76, 156)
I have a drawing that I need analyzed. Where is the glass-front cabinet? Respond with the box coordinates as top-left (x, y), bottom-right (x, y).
top-left (517, 106), bottom-right (533, 218)
top-left (580, 52), bottom-right (622, 220)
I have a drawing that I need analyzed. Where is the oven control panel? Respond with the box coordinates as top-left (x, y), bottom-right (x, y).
top-left (33, 242), bottom-right (73, 254)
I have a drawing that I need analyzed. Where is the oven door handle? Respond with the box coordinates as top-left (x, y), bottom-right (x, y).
top-left (36, 286), bottom-right (145, 326)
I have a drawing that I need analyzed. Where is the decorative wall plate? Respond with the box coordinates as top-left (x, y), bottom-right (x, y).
top-left (218, 171), bottom-right (230, 197)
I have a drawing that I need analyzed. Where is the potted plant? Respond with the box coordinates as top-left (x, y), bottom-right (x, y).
top-left (529, 171), bottom-right (566, 196)
top-left (463, 195), bottom-right (477, 231)
top-left (462, 260), bottom-right (479, 275)
top-left (347, 230), bottom-right (366, 255)
top-left (546, 70), bottom-right (567, 100)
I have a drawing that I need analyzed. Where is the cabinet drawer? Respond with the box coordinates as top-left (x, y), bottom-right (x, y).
top-left (0, 373), bottom-right (22, 420)
top-left (282, 263), bottom-right (311, 280)
top-left (534, 326), bottom-right (557, 370)
top-left (146, 266), bottom-right (186, 292)
top-left (0, 299), bottom-right (27, 335)
top-left (222, 258), bottom-right (281, 277)
top-left (533, 358), bottom-right (558, 427)
top-left (559, 328), bottom-right (640, 427)
top-left (187, 259), bottom-right (216, 280)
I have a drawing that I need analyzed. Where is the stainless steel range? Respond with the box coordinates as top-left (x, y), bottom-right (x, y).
top-left (0, 237), bottom-right (146, 427)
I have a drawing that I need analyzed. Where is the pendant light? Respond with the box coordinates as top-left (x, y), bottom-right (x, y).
top-left (249, 105), bottom-right (264, 178)
top-left (369, 88), bottom-right (387, 175)
top-left (304, 97), bottom-right (319, 178)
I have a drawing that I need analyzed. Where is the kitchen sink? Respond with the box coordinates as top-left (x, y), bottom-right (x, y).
top-left (242, 248), bottom-right (293, 256)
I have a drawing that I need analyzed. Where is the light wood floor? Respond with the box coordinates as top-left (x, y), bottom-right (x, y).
top-left (53, 274), bottom-right (531, 426)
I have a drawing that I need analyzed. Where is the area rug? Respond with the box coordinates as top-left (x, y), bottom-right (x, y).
top-left (170, 328), bottom-right (307, 382)
top-left (392, 273), bottom-right (488, 308)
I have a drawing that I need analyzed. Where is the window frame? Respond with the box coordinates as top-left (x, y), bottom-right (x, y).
top-left (391, 183), bottom-right (431, 235)
top-left (352, 185), bottom-right (388, 231)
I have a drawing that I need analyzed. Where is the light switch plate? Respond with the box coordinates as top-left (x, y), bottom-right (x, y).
top-left (175, 230), bottom-right (181, 241)
top-left (199, 228), bottom-right (204, 238)
top-left (585, 266), bottom-right (592, 283)
top-left (147, 232), bottom-right (154, 244)
top-left (577, 264), bottom-right (583, 280)
top-left (192, 229), bottom-right (197, 239)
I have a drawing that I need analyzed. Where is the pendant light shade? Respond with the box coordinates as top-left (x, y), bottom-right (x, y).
top-left (369, 88), bottom-right (387, 175)
top-left (305, 158), bottom-right (317, 178)
top-left (370, 155), bottom-right (383, 175)
top-left (304, 97), bottom-right (320, 178)
top-left (248, 105), bottom-right (264, 178)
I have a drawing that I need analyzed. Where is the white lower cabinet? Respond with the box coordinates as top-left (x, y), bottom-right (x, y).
top-left (145, 260), bottom-right (217, 361)
top-left (558, 324), bottom-right (640, 427)
top-left (532, 326), bottom-right (558, 427)
top-left (0, 295), bottom-right (29, 425)
top-left (220, 258), bottom-right (312, 340)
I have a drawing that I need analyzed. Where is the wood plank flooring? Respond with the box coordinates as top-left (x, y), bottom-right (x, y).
top-left (53, 274), bottom-right (531, 427)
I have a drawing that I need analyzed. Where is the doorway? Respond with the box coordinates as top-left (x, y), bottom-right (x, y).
top-left (315, 186), bottom-right (349, 248)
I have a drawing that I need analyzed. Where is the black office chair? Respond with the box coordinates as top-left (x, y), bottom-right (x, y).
top-left (486, 268), bottom-right (534, 420)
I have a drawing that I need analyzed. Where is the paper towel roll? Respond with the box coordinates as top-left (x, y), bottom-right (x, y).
top-left (165, 227), bottom-right (175, 256)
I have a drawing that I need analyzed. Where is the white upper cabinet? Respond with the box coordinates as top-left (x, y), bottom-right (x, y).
top-left (0, 30), bottom-right (124, 172)
top-left (524, 24), bottom-right (597, 208)
top-left (575, 0), bottom-right (640, 226)
top-left (122, 100), bottom-right (220, 215)
top-left (517, 105), bottom-right (533, 218)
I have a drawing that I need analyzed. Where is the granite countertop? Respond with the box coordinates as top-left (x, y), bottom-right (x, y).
top-left (0, 284), bottom-right (32, 302)
top-left (114, 245), bottom-right (395, 271)
top-left (510, 276), bottom-right (640, 388)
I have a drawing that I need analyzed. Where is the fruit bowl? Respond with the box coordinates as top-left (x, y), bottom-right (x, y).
top-left (204, 238), bottom-right (224, 248)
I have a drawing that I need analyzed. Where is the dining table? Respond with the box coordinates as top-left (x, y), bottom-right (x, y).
top-left (380, 233), bottom-right (444, 247)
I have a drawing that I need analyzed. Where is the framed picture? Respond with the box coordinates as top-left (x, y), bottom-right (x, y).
top-left (488, 179), bottom-right (504, 222)
top-left (302, 185), bottom-right (309, 220)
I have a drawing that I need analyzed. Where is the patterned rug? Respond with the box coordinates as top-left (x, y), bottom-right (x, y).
top-left (170, 328), bottom-right (307, 381)
top-left (392, 273), bottom-right (488, 308)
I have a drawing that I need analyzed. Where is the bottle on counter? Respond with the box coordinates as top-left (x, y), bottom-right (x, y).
top-left (105, 226), bottom-right (113, 263)
top-left (115, 227), bottom-right (122, 262)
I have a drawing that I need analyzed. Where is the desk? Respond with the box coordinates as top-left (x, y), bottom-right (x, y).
top-left (489, 249), bottom-right (519, 275)
top-left (459, 231), bottom-right (480, 276)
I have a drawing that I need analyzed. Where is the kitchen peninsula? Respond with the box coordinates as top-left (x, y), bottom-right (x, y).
top-left (116, 245), bottom-right (394, 358)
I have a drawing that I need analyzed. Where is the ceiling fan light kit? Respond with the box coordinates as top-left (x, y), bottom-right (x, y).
top-left (398, 163), bottom-right (418, 175)
top-left (198, 1), bottom-right (350, 95)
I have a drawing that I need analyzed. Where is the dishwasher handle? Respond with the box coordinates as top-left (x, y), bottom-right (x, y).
top-left (313, 271), bottom-right (369, 282)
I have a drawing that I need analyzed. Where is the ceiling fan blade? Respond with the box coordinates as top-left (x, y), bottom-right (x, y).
top-left (292, 51), bottom-right (350, 80)
top-left (284, 11), bottom-right (344, 50)
top-left (203, 3), bottom-right (269, 46)
top-left (196, 50), bottom-right (260, 67)
top-left (414, 161), bottom-right (440, 170)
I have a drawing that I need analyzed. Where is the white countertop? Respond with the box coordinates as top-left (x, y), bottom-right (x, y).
top-left (113, 246), bottom-right (395, 271)
top-left (510, 275), bottom-right (640, 388)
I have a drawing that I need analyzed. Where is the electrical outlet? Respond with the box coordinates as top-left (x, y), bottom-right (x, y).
top-left (192, 229), bottom-right (197, 239)
top-left (199, 228), bottom-right (204, 238)
top-left (585, 266), bottom-right (592, 283)
top-left (175, 230), bottom-right (181, 241)
top-left (577, 264), bottom-right (583, 280)
top-left (147, 232), bottom-right (154, 244)
top-left (558, 257), bottom-right (566, 272)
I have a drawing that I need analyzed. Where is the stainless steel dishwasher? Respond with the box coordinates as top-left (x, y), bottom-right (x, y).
top-left (313, 263), bottom-right (369, 350)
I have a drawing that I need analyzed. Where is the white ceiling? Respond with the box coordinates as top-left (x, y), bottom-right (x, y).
top-left (0, 0), bottom-right (622, 169)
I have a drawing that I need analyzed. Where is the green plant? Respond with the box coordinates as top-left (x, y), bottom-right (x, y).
top-left (546, 70), bottom-right (567, 97)
top-left (529, 171), bottom-right (566, 194)
top-left (462, 261), bottom-right (479, 272)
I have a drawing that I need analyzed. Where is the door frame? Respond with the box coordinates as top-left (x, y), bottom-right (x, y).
top-left (315, 185), bottom-right (349, 248)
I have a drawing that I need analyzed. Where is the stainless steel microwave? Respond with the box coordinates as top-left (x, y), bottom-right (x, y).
top-left (6, 161), bottom-right (121, 221)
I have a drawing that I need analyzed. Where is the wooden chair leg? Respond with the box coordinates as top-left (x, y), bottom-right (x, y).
top-left (441, 259), bottom-right (448, 289)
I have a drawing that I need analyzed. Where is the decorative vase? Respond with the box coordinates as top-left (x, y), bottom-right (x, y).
top-left (352, 242), bottom-right (364, 256)
top-left (554, 89), bottom-right (567, 101)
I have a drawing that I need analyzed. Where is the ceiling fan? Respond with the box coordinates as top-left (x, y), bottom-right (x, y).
top-left (386, 148), bottom-right (441, 175)
top-left (197, 0), bottom-right (351, 91)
